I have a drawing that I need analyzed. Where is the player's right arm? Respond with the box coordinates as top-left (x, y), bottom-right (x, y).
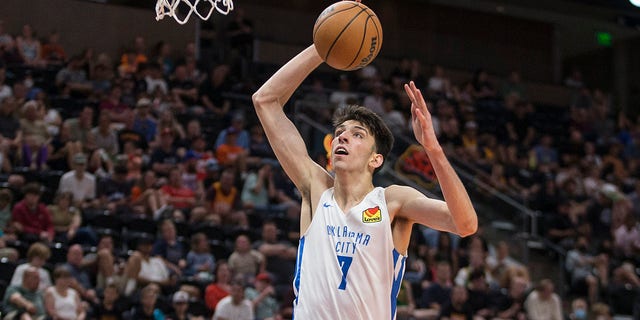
top-left (252, 45), bottom-right (331, 196)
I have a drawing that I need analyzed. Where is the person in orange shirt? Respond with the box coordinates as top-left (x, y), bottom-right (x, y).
top-left (215, 127), bottom-right (248, 175)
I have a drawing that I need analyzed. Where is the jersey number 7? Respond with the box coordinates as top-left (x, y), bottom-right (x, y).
top-left (337, 255), bottom-right (353, 290)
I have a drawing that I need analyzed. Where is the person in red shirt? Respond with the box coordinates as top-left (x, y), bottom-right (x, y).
top-left (10, 183), bottom-right (53, 243)
top-left (160, 167), bottom-right (196, 210)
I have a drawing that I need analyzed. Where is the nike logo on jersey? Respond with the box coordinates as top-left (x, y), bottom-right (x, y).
top-left (323, 202), bottom-right (332, 208)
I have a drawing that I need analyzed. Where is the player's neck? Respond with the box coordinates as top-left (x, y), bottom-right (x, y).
top-left (333, 174), bottom-right (374, 209)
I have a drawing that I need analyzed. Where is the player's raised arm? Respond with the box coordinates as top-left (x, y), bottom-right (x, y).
top-left (252, 45), bottom-right (329, 193)
top-left (394, 81), bottom-right (478, 237)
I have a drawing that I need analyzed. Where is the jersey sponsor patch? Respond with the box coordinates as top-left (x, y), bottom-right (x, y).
top-left (362, 206), bottom-right (382, 223)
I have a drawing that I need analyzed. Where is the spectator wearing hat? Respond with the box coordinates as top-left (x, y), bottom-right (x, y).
top-left (215, 126), bottom-right (248, 175)
top-left (58, 153), bottom-right (97, 208)
top-left (98, 162), bottom-right (133, 211)
top-left (245, 272), bottom-right (278, 320)
top-left (167, 290), bottom-right (204, 320)
top-left (10, 183), bottom-right (53, 243)
top-left (150, 127), bottom-right (180, 177)
top-left (132, 98), bottom-right (158, 145)
top-left (214, 113), bottom-right (250, 150)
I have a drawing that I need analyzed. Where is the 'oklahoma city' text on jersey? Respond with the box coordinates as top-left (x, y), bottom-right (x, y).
top-left (293, 187), bottom-right (406, 319)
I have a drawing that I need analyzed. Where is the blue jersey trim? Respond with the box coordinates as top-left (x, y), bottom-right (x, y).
top-left (292, 235), bottom-right (306, 317)
top-left (390, 249), bottom-right (406, 320)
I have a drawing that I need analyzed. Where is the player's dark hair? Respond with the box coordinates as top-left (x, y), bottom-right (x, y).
top-left (332, 105), bottom-right (394, 174)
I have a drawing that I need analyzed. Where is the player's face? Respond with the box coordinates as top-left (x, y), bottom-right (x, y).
top-left (332, 120), bottom-right (377, 172)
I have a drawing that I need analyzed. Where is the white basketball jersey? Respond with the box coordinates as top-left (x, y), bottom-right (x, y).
top-left (293, 187), bottom-right (406, 320)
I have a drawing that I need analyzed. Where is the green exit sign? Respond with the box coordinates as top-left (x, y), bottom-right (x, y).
top-left (596, 32), bottom-right (613, 47)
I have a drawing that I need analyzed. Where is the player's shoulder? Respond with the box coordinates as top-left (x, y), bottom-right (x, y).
top-left (384, 184), bottom-right (419, 199)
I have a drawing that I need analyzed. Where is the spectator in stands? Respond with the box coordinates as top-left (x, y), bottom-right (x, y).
top-left (492, 275), bottom-right (528, 320)
top-left (216, 126), bottom-right (248, 175)
top-left (531, 134), bottom-right (559, 170)
top-left (255, 221), bottom-right (296, 297)
top-left (130, 98), bottom-right (157, 146)
top-left (426, 65), bottom-right (451, 98)
top-left (380, 93), bottom-right (408, 137)
top-left (565, 235), bottom-right (608, 304)
top-left (0, 20), bottom-right (12, 52)
top-left (170, 64), bottom-right (199, 111)
top-left (415, 260), bottom-right (452, 319)
top-left (3, 266), bottom-right (46, 320)
top-left (16, 24), bottom-right (45, 68)
top-left (92, 111), bottom-right (119, 157)
top-left (161, 167), bottom-right (196, 211)
top-left (505, 101), bottom-right (536, 147)
top-left (150, 127), bottom-right (180, 177)
top-left (124, 283), bottom-right (165, 320)
top-left (486, 241), bottom-right (523, 284)
top-left (201, 168), bottom-right (241, 226)
top-left (144, 62), bottom-right (169, 97)
top-left (0, 187), bottom-right (13, 231)
top-left (58, 153), bottom-right (96, 208)
top-left (438, 285), bottom-right (473, 320)
top-left (500, 70), bottom-right (527, 100)
top-left (99, 85), bottom-right (131, 125)
top-left (606, 262), bottom-right (640, 316)
top-left (466, 269), bottom-right (496, 319)
top-left (48, 191), bottom-right (81, 243)
top-left (185, 232), bottom-right (215, 281)
top-left (205, 260), bottom-right (232, 311)
top-left (245, 272), bottom-right (278, 320)
top-left (10, 183), bottom-right (53, 243)
top-left (613, 212), bottom-right (640, 260)
top-left (247, 124), bottom-right (275, 163)
top-left (228, 233), bottom-right (264, 281)
top-left (167, 290), bottom-right (204, 320)
top-left (62, 244), bottom-right (99, 304)
top-left (471, 69), bottom-right (496, 99)
top-left (10, 242), bottom-right (52, 292)
top-left (506, 153), bottom-right (542, 203)
top-left (19, 100), bottom-right (50, 170)
top-left (212, 277), bottom-right (254, 320)
top-left (98, 163), bottom-right (133, 212)
top-left (87, 234), bottom-right (120, 290)
top-left (90, 61), bottom-right (114, 97)
top-left (92, 283), bottom-right (127, 320)
top-left (65, 105), bottom-right (94, 147)
top-left (131, 169), bottom-right (166, 219)
top-left (545, 199), bottom-right (583, 248)
top-left (122, 236), bottom-right (175, 297)
top-left (55, 55), bottom-right (93, 96)
top-left (199, 64), bottom-right (232, 117)
top-left (44, 266), bottom-right (86, 320)
top-left (329, 74), bottom-right (359, 110)
top-left (524, 279), bottom-right (563, 320)
top-left (362, 82), bottom-right (385, 115)
top-left (0, 64), bottom-right (12, 101)
top-left (215, 113), bottom-right (250, 150)
top-left (454, 249), bottom-right (495, 289)
top-left (568, 297), bottom-right (589, 320)
top-left (152, 219), bottom-right (187, 277)
top-left (565, 68), bottom-right (584, 89)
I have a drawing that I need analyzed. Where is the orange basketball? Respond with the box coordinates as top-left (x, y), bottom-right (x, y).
top-left (313, 1), bottom-right (383, 71)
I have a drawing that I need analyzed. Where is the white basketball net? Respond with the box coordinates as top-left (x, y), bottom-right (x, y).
top-left (155, 0), bottom-right (234, 24)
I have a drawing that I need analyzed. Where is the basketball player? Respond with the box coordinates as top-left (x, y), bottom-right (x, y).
top-left (252, 45), bottom-right (478, 319)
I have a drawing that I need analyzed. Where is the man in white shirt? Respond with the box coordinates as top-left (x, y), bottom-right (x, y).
top-left (213, 279), bottom-right (254, 320)
top-left (524, 279), bottom-right (563, 320)
top-left (58, 153), bottom-right (96, 208)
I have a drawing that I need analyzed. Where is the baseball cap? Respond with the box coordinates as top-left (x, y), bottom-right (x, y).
top-left (173, 291), bottom-right (189, 303)
top-left (255, 273), bottom-right (272, 283)
top-left (205, 158), bottom-right (220, 171)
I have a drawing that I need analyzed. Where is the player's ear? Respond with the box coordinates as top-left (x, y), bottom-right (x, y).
top-left (370, 153), bottom-right (383, 170)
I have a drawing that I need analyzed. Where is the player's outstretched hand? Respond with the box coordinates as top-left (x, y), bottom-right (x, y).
top-left (404, 81), bottom-right (440, 152)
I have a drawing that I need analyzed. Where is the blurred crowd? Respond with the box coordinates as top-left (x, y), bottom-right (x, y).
top-left (0, 5), bottom-right (638, 320)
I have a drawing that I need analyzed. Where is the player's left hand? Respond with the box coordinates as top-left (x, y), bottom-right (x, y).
top-left (404, 81), bottom-right (440, 152)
